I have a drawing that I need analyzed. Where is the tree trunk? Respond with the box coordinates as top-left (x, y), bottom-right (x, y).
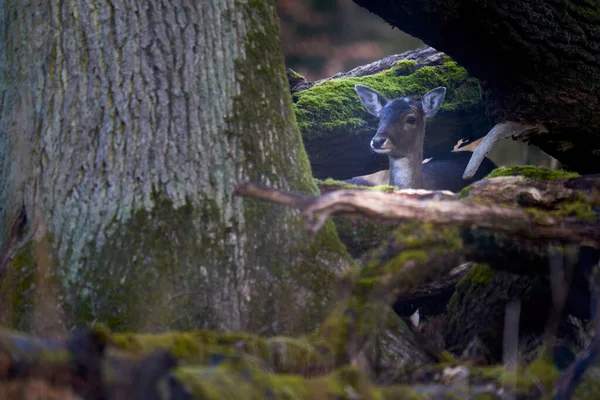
top-left (351, 0), bottom-right (600, 174)
top-left (0, 0), bottom-right (353, 336)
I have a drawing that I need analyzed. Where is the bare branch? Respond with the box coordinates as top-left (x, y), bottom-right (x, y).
top-left (235, 183), bottom-right (599, 245)
top-left (463, 122), bottom-right (548, 179)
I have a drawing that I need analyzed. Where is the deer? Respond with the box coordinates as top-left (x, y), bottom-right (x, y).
top-left (346, 85), bottom-right (497, 192)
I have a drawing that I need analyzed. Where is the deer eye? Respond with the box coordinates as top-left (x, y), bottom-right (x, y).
top-left (406, 116), bottom-right (417, 125)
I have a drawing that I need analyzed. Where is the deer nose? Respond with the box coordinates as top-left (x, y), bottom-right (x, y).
top-left (371, 137), bottom-right (386, 150)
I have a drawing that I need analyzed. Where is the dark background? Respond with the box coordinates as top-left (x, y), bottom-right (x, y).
top-left (276, 0), bottom-right (559, 168)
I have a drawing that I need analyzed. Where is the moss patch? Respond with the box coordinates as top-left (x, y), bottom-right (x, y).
top-left (331, 219), bottom-right (465, 361)
top-left (72, 194), bottom-right (201, 332)
top-left (463, 263), bottom-right (495, 287)
top-left (331, 216), bottom-right (397, 259)
top-left (175, 364), bottom-right (386, 400)
top-left (486, 166), bottom-right (579, 180)
top-left (496, 355), bottom-right (559, 395)
top-left (554, 195), bottom-right (596, 220)
top-left (294, 58), bottom-right (481, 138)
top-left (470, 355), bottom-right (559, 395)
top-left (109, 328), bottom-right (336, 375)
top-left (0, 241), bottom-right (35, 330)
top-left (316, 178), bottom-right (396, 193)
top-left (458, 185), bottom-right (473, 198)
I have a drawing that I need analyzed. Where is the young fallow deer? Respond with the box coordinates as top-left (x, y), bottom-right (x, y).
top-left (347, 85), bottom-right (497, 192)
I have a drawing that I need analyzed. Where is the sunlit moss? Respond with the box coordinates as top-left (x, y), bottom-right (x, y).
top-left (294, 58), bottom-right (481, 138)
top-left (110, 329), bottom-right (335, 375)
top-left (486, 166), bottom-right (579, 180)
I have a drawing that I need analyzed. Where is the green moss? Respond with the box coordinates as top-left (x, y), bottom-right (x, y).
top-left (438, 350), bottom-right (458, 363)
top-left (446, 264), bottom-right (497, 337)
top-left (458, 185), bottom-right (473, 198)
top-left (112, 330), bottom-right (270, 363)
top-left (520, 355), bottom-right (560, 391)
top-left (381, 249), bottom-right (428, 275)
top-left (495, 355), bottom-right (559, 395)
top-left (313, 305), bottom-right (351, 363)
top-left (294, 58), bottom-right (481, 138)
top-left (320, 218), bottom-right (464, 361)
top-left (355, 221), bottom-right (463, 302)
top-left (316, 178), bottom-right (362, 190)
top-left (332, 216), bottom-right (397, 258)
top-left (555, 197), bottom-right (596, 220)
top-left (572, 366), bottom-right (600, 400)
top-left (463, 264), bottom-right (495, 287)
top-left (0, 241), bottom-right (35, 330)
top-left (486, 166), bottom-right (579, 180)
top-left (111, 329), bottom-right (334, 375)
top-left (70, 194), bottom-right (201, 331)
top-left (522, 192), bottom-right (596, 222)
top-left (287, 69), bottom-right (304, 81)
top-left (371, 184), bottom-right (397, 193)
top-left (470, 355), bottom-right (559, 394)
top-left (316, 178), bottom-right (396, 193)
top-left (267, 335), bottom-right (331, 374)
top-left (175, 364), bottom-right (381, 400)
top-left (563, 0), bottom-right (600, 22)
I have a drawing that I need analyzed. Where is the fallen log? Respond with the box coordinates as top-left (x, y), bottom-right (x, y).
top-left (235, 172), bottom-right (600, 246)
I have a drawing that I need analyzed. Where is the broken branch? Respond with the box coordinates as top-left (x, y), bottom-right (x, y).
top-left (463, 121), bottom-right (548, 179)
top-left (234, 182), bottom-right (599, 245)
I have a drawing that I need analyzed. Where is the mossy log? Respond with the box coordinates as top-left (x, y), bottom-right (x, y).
top-left (350, 0), bottom-right (600, 175)
top-left (0, 323), bottom-right (517, 400)
top-left (289, 47), bottom-right (491, 180)
top-left (237, 170), bottom-right (600, 245)
top-left (317, 180), bottom-right (473, 318)
top-left (238, 168), bottom-right (600, 391)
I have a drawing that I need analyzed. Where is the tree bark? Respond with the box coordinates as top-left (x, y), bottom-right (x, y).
top-left (351, 0), bottom-right (600, 174)
top-left (0, 0), bottom-right (353, 335)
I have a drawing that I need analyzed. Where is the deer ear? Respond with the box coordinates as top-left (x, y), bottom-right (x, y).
top-left (422, 87), bottom-right (446, 118)
top-left (354, 85), bottom-right (390, 117)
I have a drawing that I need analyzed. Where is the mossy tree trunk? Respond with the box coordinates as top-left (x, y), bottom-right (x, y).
top-left (351, 0), bottom-right (600, 174)
top-left (0, 0), bottom-right (353, 336)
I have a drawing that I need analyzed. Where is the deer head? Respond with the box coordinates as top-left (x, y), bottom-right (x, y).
top-left (354, 85), bottom-right (446, 159)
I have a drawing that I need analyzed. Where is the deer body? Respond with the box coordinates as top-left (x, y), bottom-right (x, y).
top-left (347, 85), bottom-right (497, 191)
top-left (347, 152), bottom-right (497, 192)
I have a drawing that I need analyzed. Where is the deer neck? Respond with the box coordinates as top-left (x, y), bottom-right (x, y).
top-left (389, 151), bottom-right (423, 189)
